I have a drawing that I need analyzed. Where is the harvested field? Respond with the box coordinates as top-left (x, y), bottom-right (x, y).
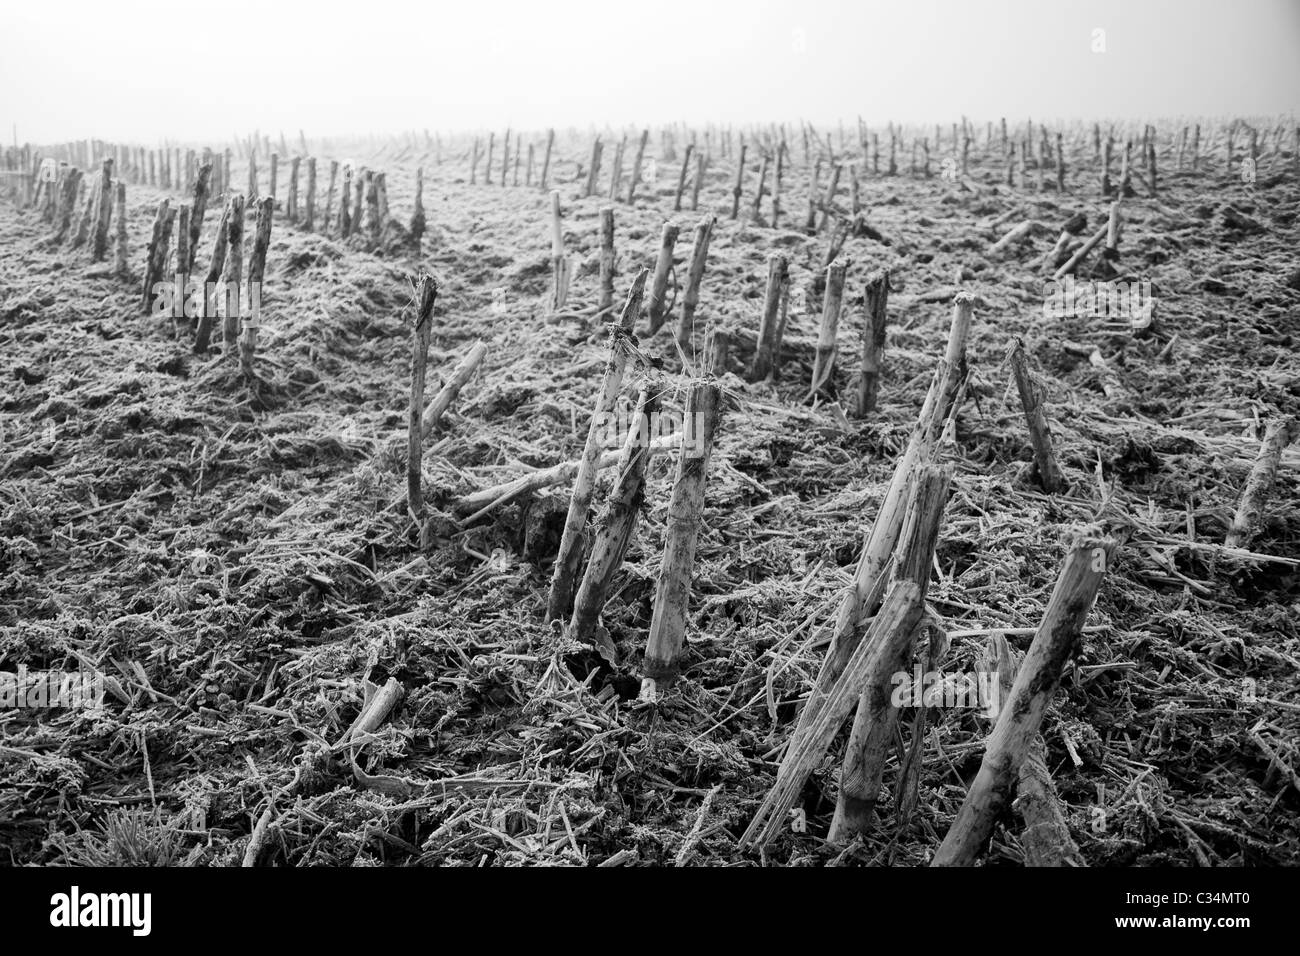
top-left (1, 114), bottom-right (1299, 869)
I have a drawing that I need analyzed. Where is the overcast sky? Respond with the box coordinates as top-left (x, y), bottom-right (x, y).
top-left (2, 0), bottom-right (1297, 144)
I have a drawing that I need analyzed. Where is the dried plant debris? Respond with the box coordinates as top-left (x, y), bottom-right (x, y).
top-left (1, 121), bottom-right (1298, 868)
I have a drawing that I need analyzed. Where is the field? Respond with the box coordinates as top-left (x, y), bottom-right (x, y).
top-left (1, 121), bottom-right (1298, 867)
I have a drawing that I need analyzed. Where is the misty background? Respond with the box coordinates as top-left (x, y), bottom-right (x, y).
top-left (2, 0), bottom-right (1298, 144)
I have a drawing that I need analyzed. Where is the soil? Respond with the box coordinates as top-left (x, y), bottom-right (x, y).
top-left (1, 129), bottom-right (1297, 866)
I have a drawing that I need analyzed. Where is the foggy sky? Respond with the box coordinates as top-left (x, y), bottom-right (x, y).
top-left (2, 0), bottom-right (1297, 144)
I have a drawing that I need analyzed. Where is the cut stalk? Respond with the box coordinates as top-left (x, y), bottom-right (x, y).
top-left (690, 151), bottom-right (705, 211)
top-left (1224, 419), bottom-right (1298, 549)
top-left (640, 380), bottom-right (722, 696)
top-left (350, 169), bottom-right (364, 239)
top-left (454, 432), bottom-right (679, 522)
top-left (828, 464), bottom-right (953, 842)
top-left (407, 276), bottom-right (437, 523)
top-left (932, 535), bottom-right (1115, 866)
top-left (627, 128), bottom-right (648, 204)
top-left (751, 152), bottom-right (769, 224)
top-left (1089, 348), bottom-right (1124, 400)
top-left (548, 190), bottom-right (571, 313)
top-left (569, 381), bottom-right (663, 661)
top-left (677, 215), bottom-right (715, 349)
top-left (730, 142), bottom-right (746, 219)
top-left (598, 207), bottom-right (616, 313)
top-left (219, 194), bottom-right (245, 351)
top-left (323, 160), bottom-right (337, 233)
top-left (704, 328), bottom-right (729, 376)
top-left (1101, 135), bottom-right (1112, 196)
top-left (1053, 225), bottom-right (1107, 280)
top-left (113, 182), bottom-right (128, 277)
top-left (174, 204), bottom-right (190, 333)
top-left (540, 128), bottom-right (554, 190)
top-left (1105, 200), bottom-right (1122, 254)
top-left (286, 155), bottom-right (299, 221)
top-left (808, 260), bottom-right (846, 400)
top-left (304, 157), bottom-right (316, 231)
top-left (741, 579), bottom-right (925, 848)
top-left (338, 164), bottom-right (352, 237)
top-left (673, 143), bottom-right (693, 211)
top-left (855, 270), bottom-right (890, 416)
top-left (1055, 132), bottom-right (1065, 192)
top-left (772, 141), bottom-right (784, 227)
top-left (194, 201), bottom-right (230, 354)
top-left (91, 159), bottom-right (113, 261)
top-left (187, 162), bottom-right (212, 272)
top-left (140, 199), bottom-right (173, 315)
top-left (786, 295), bottom-right (972, 766)
top-left (240, 196), bottom-right (274, 378)
top-left (364, 171), bottom-right (381, 247)
top-left (409, 166), bottom-right (426, 248)
top-left (770, 264), bottom-right (794, 380)
top-left (420, 340), bottom-right (487, 439)
top-left (990, 219), bottom-right (1040, 256)
top-left (71, 174), bottom-right (98, 249)
top-left (52, 167), bottom-right (83, 244)
top-left (817, 162), bottom-right (842, 232)
top-left (748, 254), bottom-right (788, 381)
top-left (545, 269), bottom-right (649, 621)
top-left (1009, 339), bottom-right (1065, 493)
top-left (608, 135), bottom-right (625, 200)
top-left (646, 221), bottom-right (680, 334)
top-left (586, 138), bottom-right (602, 197)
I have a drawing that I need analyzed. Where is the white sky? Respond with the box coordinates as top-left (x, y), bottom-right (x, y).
top-left (2, 0), bottom-right (1297, 144)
